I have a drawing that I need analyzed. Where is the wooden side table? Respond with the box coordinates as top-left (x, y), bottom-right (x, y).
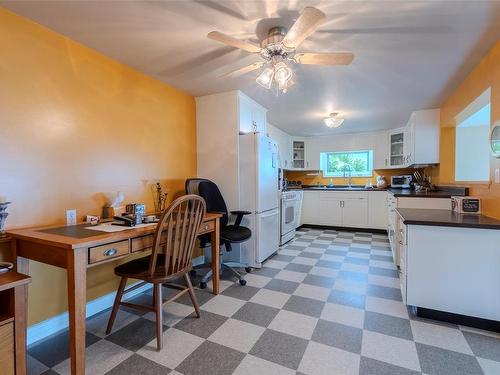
top-left (0, 271), bottom-right (31, 375)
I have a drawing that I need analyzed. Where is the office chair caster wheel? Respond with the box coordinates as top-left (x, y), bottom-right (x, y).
top-left (199, 281), bottom-right (207, 289)
top-left (189, 270), bottom-right (197, 277)
top-left (245, 267), bottom-right (252, 273)
top-left (239, 279), bottom-right (247, 286)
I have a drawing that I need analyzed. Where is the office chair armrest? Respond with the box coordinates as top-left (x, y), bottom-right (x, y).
top-left (230, 210), bottom-right (251, 226)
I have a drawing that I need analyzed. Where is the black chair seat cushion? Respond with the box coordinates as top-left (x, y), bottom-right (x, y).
top-left (221, 225), bottom-right (251, 243)
top-left (114, 254), bottom-right (179, 280)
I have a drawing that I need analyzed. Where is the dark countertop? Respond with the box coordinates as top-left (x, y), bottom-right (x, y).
top-left (388, 185), bottom-right (468, 198)
top-left (388, 188), bottom-right (454, 198)
top-left (300, 185), bottom-right (387, 192)
top-left (396, 208), bottom-right (500, 230)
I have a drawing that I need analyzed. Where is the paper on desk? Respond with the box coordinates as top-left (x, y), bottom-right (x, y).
top-left (84, 222), bottom-right (157, 233)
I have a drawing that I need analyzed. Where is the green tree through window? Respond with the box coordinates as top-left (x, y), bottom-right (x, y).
top-left (321, 150), bottom-right (373, 177)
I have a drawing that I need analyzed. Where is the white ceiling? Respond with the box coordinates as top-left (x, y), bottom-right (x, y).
top-left (2, 0), bottom-right (500, 136)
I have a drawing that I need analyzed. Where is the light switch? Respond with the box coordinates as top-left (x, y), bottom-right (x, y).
top-left (66, 209), bottom-right (77, 225)
top-left (495, 168), bottom-right (500, 184)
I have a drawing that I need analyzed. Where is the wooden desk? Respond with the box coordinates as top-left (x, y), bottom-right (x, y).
top-left (7, 213), bottom-right (221, 375)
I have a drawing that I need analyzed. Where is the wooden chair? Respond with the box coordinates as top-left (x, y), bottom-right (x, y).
top-left (106, 194), bottom-right (206, 351)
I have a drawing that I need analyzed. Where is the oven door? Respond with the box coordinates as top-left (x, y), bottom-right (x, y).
top-left (281, 198), bottom-right (296, 235)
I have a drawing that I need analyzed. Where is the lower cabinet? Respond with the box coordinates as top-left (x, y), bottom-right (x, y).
top-left (342, 198), bottom-right (368, 227)
top-left (302, 190), bottom-right (384, 229)
top-left (317, 192), bottom-right (343, 226)
top-left (302, 191), bottom-right (320, 224)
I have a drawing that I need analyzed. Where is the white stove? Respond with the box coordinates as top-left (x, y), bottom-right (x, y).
top-left (280, 190), bottom-right (303, 245)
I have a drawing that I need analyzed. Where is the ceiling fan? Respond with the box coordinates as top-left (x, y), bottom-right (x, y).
top-left (207, 7), bottom-right (354, 94)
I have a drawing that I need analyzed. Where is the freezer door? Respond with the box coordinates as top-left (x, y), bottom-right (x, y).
top-left (256, 134), bottom-right (279, 212)
top-left (256, 208), bottom-right (280, 263)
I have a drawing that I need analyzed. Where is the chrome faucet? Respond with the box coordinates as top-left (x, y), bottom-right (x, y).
top-left (343, 165), bottom-right (352, 188)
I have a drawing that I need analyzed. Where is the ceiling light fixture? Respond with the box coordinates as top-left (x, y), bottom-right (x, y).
top-left (256, 58), bottom-right (294, 95)
top-left (324, 112), bottom-right (344, 128)
top-left (256, 67), bottom-right (275, 89)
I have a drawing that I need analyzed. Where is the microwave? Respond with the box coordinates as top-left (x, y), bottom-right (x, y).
top-left (391, 175), bottom-right (412, 189)
top-left (451, 196), bottom-right (481, 214)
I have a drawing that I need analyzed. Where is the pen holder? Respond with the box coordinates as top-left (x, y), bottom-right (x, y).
top-left (0, 202), bottom-right (11, 238)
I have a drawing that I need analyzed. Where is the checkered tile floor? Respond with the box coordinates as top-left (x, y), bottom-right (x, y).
top-left (28, 228), bottom-right (500, 375)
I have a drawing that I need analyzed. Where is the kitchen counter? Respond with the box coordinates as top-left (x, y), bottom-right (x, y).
top-left (301, 185), bottom-right (387, 192)
top-left (396, 208), bottom-right (500, 230)
top-left (388, 186), bottom-right (468, 198)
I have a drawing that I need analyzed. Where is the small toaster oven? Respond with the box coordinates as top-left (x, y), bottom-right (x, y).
top-left (451, 196), bottom-right (481, 214)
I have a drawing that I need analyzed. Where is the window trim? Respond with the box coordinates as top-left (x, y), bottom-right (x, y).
top-left (320, 150), bottom-right (374, 178)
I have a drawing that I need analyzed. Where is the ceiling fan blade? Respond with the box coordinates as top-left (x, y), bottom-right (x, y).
top-left (221, 62), bottom-right (265, 78)
top-left (207, 31), bottom-right (261, 53)
top-left (294, 52), bottom-right (354, 65)
top-left (282, 7), bottom-right (327, 50)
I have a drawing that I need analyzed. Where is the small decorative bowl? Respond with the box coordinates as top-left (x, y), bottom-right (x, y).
top-left (0, 262), bottom-right (14, 274)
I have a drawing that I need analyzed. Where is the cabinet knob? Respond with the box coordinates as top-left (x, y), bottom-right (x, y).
top-left (204, 223), bottom-right (209, 230)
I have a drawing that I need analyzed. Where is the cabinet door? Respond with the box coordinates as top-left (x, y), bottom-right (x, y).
top-left (368, 191), bottom-right (388, 229)
top-left (405, 113), bottom-right (416, 164)
top-left (292, 139), bottom-right (306, 170)
top-left (318, 193), bottom-right (343, 226)
top-left (403, 126), bottom-right (412, 166)
top-left (304, 139), bottom-right (320, 170)
top-left (388, 129), bottom-right (405, 167)
top-left (302, 191), bottom-right (320, 224)
top-left (342, 198), bottom-right (368, 227)
top-left (373, 131), bottom-right (389, 169)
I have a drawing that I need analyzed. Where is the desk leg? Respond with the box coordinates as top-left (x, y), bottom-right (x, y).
top-left (14, 285), bottom-right (28, 375)
top-left (67, 248), bottom-right (87, 375)
top-left (210, 219), bottom-right (220, 295)
top-left (13, 240), bottom-right (28, 375)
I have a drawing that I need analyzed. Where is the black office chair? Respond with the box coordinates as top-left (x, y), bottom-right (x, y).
top-left (185, 178), bottom-right (252, 288)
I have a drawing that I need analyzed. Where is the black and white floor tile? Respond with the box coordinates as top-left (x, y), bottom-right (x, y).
top-left (27, 228), bottom-right (500, 375)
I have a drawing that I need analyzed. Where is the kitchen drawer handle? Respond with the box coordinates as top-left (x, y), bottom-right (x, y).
top-left (204, 223), bottom-right (210, 231)
top-left (103, 248), bottom-right (118, 257)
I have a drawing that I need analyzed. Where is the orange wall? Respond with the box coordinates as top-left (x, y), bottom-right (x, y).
top-left (435, 40), bottom-right (500, 218)
top-left (0, 8), bottom-right (196, 324)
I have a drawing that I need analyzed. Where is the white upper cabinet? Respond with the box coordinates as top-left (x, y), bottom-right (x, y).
top-left (388, 127), bottom-right (407, 168)
top-left (238, 93), bottom-right (267, 134)
top-left (406, 109), bottom-right (440, 165)
top-left (292, 139), bottom-right (307, 169)
top-left (267, 123), bottom-right (292, 169)
top-left (373, 130), bottom-right (389, 169)
top-left (305, 139), bottom-right (320, 170)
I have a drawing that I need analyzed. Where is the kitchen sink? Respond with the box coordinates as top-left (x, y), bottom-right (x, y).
top-left (305, 185), bottom-right (369, 191)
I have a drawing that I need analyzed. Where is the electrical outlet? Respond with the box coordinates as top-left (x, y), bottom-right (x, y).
top-left (66, 209), bottom-right (77, 226)
top-left (495, 168), bottom-right (500, 184)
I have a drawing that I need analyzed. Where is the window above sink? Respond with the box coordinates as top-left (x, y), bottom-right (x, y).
top-left (320, 150), bottom-right (374, 177)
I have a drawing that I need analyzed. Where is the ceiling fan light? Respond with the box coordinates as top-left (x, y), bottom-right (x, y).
top-left (256, 67), bottom-right (274, 89)
top-left (324, 113), bottom-right (344, 128)
top-left (273, 61), bottom-right (293, 85)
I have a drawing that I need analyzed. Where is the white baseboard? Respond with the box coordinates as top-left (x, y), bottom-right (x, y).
top-left (27, 255), bottom-right (205, 346)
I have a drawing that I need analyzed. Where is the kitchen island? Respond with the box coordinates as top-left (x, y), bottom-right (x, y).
top-left (396, 208), bottom-right (500, 331)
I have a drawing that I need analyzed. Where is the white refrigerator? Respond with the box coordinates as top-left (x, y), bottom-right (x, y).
top-left (238, 133), bottom-right (280, 267)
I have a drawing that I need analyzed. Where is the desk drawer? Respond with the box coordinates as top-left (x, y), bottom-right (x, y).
top-left (131, 235), bottom-right (153, 253)
top-left (132, 233), bottom-right (168, 253)
top-left (88, 240), bottom-right (129, 264)
top-left (198, 220), bottom-right (215, 235)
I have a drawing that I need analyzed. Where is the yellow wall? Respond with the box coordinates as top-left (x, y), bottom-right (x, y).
top-left (434, 40), bottom-right (500, 218)
top-left (0, 8), bottom-right (196, 324)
